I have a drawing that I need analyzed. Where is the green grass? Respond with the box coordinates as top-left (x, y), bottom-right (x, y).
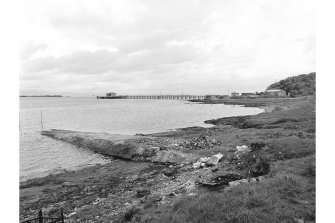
top-left (155, 156), bottom-right (315, 223)
top-left (246, 102), bottom-right (315, 130)
top-left (121, 99), bottom-right (315, 223)
top-left (264, 137), bottom-right (315, 161)
top-left (205, 99), bottom-right (315, 132)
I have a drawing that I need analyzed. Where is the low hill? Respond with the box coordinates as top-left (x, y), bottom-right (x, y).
top-left (267, 72), bottom-right (315, 97)
top-left (20, 95), bottom-right (63, 97)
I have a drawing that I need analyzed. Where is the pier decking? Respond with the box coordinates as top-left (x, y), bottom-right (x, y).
top-left (97, 95), bottom-right (206, 100)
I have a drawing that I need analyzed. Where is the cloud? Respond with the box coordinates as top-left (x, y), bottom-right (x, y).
top-left (22, 43), bottom-right (201, 75)
top-left (19, 0), bottom-right (315, 95)
top-left (20, 42), bottom-right (48, 59)
top-left (22, 50), bottom-right (119, 74)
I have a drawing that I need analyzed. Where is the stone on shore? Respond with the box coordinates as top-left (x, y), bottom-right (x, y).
top-left (235, 145), bottom-right (251, 153)
top-left (205, 153), bottom-right (224, 166)
top-left (199, 172), bottom-right (242, 188)
top-left (192, 161), bottom-right (201, 169)
top-left (228, 176), bottom-right (264, 187)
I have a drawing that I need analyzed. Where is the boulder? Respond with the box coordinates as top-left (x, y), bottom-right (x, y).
top-left (205, 153), bottom-right (224, 166)
top-left (236, 145), bottom-right (251, 153)
top-left (192, 161), bottom-right (201, 169)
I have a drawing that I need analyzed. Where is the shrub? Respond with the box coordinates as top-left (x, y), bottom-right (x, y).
top-left (266, 72), bottom-right (315, 97)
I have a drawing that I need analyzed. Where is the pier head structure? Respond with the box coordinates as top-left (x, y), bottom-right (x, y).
top-left (97, 93), bottom-right (206, 100)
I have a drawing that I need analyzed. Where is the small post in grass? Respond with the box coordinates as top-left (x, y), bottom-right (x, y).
top-left (61, 208), bottom-right (64, 223)
top-left (38, 209), bottom-right (43, 223)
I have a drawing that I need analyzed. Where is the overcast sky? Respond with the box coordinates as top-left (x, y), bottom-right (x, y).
top-left (19, 0), bottom-right (315, 96)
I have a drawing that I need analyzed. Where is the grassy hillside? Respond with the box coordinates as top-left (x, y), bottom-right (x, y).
top-left (267, 72), bottom-right (315, 97)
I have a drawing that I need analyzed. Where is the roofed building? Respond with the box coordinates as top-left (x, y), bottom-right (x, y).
top-left (264, 89), bottom-right (286, 97)
top-left (231, 92), bottom-right (240, 97)
top-left (106, 92), bottom-right (117, 97)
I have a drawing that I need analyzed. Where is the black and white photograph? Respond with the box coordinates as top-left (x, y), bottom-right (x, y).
top-left (2, 0), bottom-right (326, 222)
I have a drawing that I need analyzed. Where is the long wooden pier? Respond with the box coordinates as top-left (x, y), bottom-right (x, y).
top-left (97, 95), bottom-right (206, 100)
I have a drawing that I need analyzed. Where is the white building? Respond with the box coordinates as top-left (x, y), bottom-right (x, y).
top-left (264, 89), bottom-right (286, 97)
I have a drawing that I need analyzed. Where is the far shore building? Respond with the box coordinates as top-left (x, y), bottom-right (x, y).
top-left (264, 89), bottom-right (286, 97)
top-left (231, 92), bottom-right (240, 97)
top-left (106, 92), bottom-right (117, 97)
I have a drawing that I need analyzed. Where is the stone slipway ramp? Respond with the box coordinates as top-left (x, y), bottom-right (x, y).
top-left (41, 129), bottom-right (199, 165)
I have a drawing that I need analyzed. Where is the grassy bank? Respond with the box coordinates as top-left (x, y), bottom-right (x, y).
top-left (129, 97), bottom-right (315, 223)
top-left (157, 155), bottom-right (315, 223)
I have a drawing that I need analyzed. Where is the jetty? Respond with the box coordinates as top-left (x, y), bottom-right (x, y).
top-left (97, 94), bottom-right (206, 100)
top-left (41, 129), bottom-right (199, 164)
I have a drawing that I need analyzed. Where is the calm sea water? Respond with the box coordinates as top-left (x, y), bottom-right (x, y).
top-left (19, 97), bottom-right (263, 181)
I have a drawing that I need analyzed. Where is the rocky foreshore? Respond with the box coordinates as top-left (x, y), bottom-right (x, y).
top-left (20, 97), bottom-right (316, 223)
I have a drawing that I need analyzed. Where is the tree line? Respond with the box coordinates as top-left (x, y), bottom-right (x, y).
top-left (267, 72), bottom-right (315, 97)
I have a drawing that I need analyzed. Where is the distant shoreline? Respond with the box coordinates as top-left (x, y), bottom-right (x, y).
top-left (20, 95), bottom-right (64, 97)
